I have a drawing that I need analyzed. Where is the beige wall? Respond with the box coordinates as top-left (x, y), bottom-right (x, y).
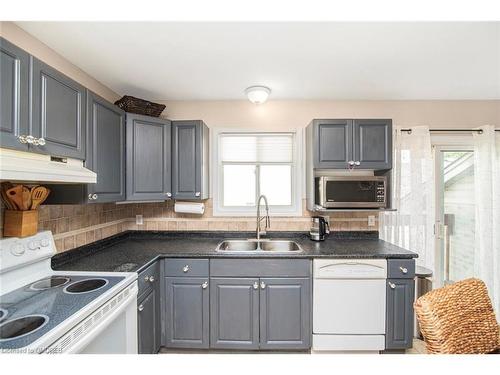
top-left (0, 21), bottom-right (120, 103)
top-left (161, 100), bottom-right (499, 130)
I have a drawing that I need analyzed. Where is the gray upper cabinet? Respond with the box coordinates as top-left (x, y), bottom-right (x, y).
top-left (86, 91), bottom-right (126, 203)
top-left (313, 119), bottom-right (353, 168)
top-left (308, 118), bottom-right (392, 170)
top-left (31, 58), bottom-right (86, 159)
top-left (171, 120), bottom-right (209, 200)
top-left (353, 119), bottom-right (392, 169)
top-left (259, 278), bottom-right (311, 350)
top-left (126, 113), bottom-right (172, 201)
top-left (385, 278), bottom-right (415, 350)
top-left (164, 277), bottom-right (209, 348)
top-left (0, 38), bottom-right (30, 151)
top-left (210, 278), bottom-right (260, 350)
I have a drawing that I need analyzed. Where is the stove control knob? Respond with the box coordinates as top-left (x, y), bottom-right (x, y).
top-left (28, 241), bottom-right (40, 250)
top-left (40, 238), bottom-right (50, 247)
top-left (10, 243), bottom-right (25, 256)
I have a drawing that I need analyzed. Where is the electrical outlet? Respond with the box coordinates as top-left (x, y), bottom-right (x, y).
top-left (368, 215), bottom-right (376, 227)
top-left (136, 214), bottom-right (143, 225)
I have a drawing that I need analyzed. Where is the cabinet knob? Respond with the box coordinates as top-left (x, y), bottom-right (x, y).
top-left (354, 161), bottom-right (361, 166)
top-left (88, 194), bottom-right (94, 200)
top-left (399, 267), bottom-right (408, 274)
top-left (195, 192), bottom-right (201, 197)
top-left (253, 282), bottom-right (259, 289)
top-left (144, 275), bottom-right (150, 281)
top-left (166, 192), bottom-right (172, 198)
top-left (33, 137), bottom-right (46, 146)
top-left (260, 281), bottom-right (266, 289)
top-left (348, 160), bottom-right (355, 166)
top-left (389, 282), bottom-right (396, 289)
top-left (18, 135), bottom-right (29, 144)
top-left (138, 304), bottom-right (144, 312)
top-left (92, 194), bottom-right (98, 200)
top-left (149, 276), bottom-right (155, 283)
top-left (202, 281), bottom-right (208, 289)
top-left (182, 265), bottom-right (190, 273)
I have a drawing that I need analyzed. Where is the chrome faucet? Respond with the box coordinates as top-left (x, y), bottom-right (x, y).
top-left (256, 195), bottom-right (270, 240)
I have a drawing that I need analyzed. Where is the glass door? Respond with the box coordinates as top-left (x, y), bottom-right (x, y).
top-left (434, 147), bottom-right (476, 287)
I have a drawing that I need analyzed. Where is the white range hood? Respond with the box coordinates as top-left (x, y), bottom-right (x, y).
top-left (0, 148), bottom-right (96, 184)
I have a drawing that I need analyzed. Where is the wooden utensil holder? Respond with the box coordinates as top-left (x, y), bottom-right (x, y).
top-left (3, 210), bottom-right (38, 237)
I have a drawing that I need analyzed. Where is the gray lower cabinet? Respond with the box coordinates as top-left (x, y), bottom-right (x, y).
top-left (385, 278), bottom-right (415, 349)
top-left (31, 57), bottom-right (87, 159)
top-left (126, 113), bottom-right (172, 200)
top-left (0, 37), bottom-right (30, 151)
top-left (86, 91), bottom-right (126, 202)
top-left (260, 278), bottom-right (311, 349)
top-left (138, 289), bottom-right (159, 354)
top-left (210, 278), bottom-right (260, 349)
top-left (164, 277), bottom-right (209, 348)
top-left (171, 120), bottom-right (209, 200)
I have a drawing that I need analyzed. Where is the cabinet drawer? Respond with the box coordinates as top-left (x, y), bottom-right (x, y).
top-left (387, 259), bottom-right (415, 279)
top-left (164, 258), bottom-right (209, 277)
top-left (138, 261), bottom-right (159, 297)
top-left (210, 259), bottom-right (311, 277)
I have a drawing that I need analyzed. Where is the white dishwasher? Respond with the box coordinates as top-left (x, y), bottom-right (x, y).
top-left (313, 259), bottom-right (387, 352)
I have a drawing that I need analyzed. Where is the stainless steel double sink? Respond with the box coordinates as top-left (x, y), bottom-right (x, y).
top-left (215, 239), bottom-right (303, 253)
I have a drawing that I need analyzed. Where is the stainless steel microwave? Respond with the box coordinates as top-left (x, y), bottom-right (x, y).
top-left (315, 176), bottom-right (387, 209)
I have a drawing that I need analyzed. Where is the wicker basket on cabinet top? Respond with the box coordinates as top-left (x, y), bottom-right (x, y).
top-left (414, 278), bottom-right (500, 354)
top-left (114, 95), bottom-right (166, 117)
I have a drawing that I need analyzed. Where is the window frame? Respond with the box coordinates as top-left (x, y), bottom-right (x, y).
top-left (211, 128), bottom-right (303, 217)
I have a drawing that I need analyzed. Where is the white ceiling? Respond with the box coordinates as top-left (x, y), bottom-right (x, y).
top-left (16, 22), bottom-right (500, 100)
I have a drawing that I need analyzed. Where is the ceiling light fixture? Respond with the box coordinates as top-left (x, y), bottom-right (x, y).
top-left (244, 86), bottom-right (271, 104)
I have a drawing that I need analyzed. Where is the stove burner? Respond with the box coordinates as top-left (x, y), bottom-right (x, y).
top-left (29, 276), bottom-right (70, 291)
top-left (0, 309), bottom-right (6, 322)
top-left (0, 315), bottom-right (48, 341)
top-left (64, 278), bottom-right (108, 294)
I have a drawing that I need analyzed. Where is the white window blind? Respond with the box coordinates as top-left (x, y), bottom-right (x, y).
top-left (220, 133), bottom-right (293, 163)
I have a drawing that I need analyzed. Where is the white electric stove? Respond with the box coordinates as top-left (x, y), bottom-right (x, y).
top-left (0, 231), bottom-right (138, 354)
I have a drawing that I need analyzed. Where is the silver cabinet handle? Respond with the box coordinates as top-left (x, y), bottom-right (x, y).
top-left (88, 194), bottom-right (94, 200)
top-left (166, 192), bottom-right (172, 198)
top-left (260, 281), bottom-right (266, 289)
top-left (399, 267), bottom-right (408, 274)
top-left (253, 282), bottom-right (259, 290)
top-left (389, 282), bottom-right (396, 289)
top-left (202, 281), bottom-right (208, 289)
top-left (348, 160), bottom-right (355, 166)
top-left (182, 265), bottom-right (190, 273)
top-left (138, 304), bottom-right (144, 312)
top-left (195, 192), bottom-right (201, 197)
top-left (18, 135), bottom-right (29, 144)
top-left (92, 194), bottom-right (98, 200)
top-left (149, 276), bottom-right (155, 283)
top-left (354, 161), bottom-right (361, 166)
top-left (144, 275), bottom-right (150, 281)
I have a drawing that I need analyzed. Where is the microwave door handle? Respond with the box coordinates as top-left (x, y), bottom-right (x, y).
top-left (325, 221), bottom-right (330, 234)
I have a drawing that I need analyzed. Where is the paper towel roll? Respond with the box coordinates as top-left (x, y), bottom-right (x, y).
top-left (174, 201), bottom-right (205, 215)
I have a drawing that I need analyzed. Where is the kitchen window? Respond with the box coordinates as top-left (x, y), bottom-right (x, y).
top-left (213, 131), bottom-right (301, 216)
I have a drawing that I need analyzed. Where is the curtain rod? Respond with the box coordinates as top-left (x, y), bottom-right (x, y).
top-left (400, 128), bottom-right (500, 134)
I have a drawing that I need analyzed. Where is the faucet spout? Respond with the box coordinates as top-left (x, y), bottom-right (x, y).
top-left (256, 195), bottom-right (270, 241)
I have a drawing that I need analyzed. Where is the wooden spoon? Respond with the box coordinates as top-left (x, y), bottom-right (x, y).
top-left (31, 186), bottom-right (50, 210)
top-left (6, 185), bottom-right (24, 210)
top-left (1, 188), bottom-right (16, 210)
top-left (22, 186), bottom-right (31, 210)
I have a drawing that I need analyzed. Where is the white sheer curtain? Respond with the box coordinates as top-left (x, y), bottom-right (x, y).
top-left (380, 126), bottom-right (435, 271)
top-left (472, 125), bottom-right (500, 315)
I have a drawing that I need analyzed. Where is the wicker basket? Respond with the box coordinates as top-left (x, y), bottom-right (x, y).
top-left (414, 278), bottom-right (500, 354)
top-left (114, 95), bottom-right (166, 117)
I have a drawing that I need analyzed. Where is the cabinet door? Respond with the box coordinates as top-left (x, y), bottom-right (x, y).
top-left (138, 289), bottom-right (158, 354)
top-left (210, 278), bottom-right (260, 350)
top-left (313, 119), bottom-right (353, 168)
top-left (260, 278), bottom-right (311, 349)
top-left (172, 120), bottom-right (205, 199)
top-left (386, 278), bottom-right (414, 349)
top-left (126, 113), bottom-right (171, 201)
top-left (31, 58), bottom-right (86, 159)
top-left (0, 38), bottom-right (30, 151)
top-left (86, 91), bottom-right (125, 203)
top-left (353, 119), bottom-right (392, 169)
top-left (164, 277), bottom-right (209, 348)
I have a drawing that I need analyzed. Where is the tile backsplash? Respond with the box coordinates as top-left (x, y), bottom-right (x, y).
top-left (0, 199), bottom-right (379, 253)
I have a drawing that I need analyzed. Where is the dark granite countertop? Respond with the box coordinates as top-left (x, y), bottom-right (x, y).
top-left (52, 231), bottom-right (418, 273)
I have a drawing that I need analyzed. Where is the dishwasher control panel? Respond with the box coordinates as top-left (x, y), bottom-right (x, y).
top-left (313, 259), bottom-right (387, 279)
